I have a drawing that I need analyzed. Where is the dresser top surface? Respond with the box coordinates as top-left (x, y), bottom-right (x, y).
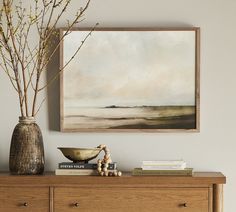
top-left (0, 172), bottom-right (226, 186)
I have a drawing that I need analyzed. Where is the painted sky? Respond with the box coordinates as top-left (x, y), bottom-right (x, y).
top-left (63, 31), bottom-right (195, 107)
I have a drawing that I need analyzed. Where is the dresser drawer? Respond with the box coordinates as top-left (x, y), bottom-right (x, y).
top-left (0, 187), bottom-right (49, 212)
top-left (54, 187), bottom-right (209, 212)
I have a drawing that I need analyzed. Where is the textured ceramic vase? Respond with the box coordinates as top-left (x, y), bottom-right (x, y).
top-left (9, 117), bottom-right (45, 175)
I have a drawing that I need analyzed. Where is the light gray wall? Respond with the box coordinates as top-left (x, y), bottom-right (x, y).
top-left (0, 0), bottom-right (235, 211)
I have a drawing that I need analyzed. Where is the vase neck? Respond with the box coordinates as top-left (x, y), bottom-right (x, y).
top-left (19, 116), bottom-right (36, 124)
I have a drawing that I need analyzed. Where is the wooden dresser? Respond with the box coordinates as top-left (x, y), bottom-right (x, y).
top-left (0, 172), bottom-right (226, 212)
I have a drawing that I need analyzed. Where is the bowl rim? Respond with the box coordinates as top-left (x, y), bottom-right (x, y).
top-left (57, 147), bottom-right (101, 151)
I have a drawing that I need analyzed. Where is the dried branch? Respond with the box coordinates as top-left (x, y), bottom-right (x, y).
top-left (0, 0), bottom-right (93, 118)
top-left (38, 24), bottom-right (98, 92)
top-left (34, 97), bottom-right (46, 116)
top-left (31, 0), bottom-right (93, 116)
top-left (44, 0), bottom-right (56, 35)
top-left (0, 15), bottom-right (24, 116)
top-left (4, 0), bottom-right (29, 116)
top-left (0, 52), bottom-right (18, 92)
top-left (41, 17), bottom-right (87, 72)
top-left (44, 0), bottom-right (72, 40)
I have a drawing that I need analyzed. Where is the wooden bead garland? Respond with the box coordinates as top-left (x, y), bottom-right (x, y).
top-left (97, 144), bottom-right (122, 177)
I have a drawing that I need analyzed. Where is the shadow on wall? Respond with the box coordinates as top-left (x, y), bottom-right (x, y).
top-left (46, 31), bottom-right (61, 131)
top-left (0, 142), bottom-right (10, 171)
top-left (45, 23), bottom-right (196, 131)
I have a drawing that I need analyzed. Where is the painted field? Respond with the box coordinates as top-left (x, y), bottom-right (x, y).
top-left (63, 106), bottom-right (195, 130)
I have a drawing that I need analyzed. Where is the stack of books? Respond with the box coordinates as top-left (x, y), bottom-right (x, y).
top-left (132, 160), bottom-right (193, 176)
top-left (55, 162), bottom-right (117, 175)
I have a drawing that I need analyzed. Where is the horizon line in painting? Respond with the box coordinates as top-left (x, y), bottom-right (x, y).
top-left (60, 28), bottom-right (199, 131)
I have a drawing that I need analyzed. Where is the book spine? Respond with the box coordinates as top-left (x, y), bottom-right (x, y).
top-left (132, 172), bottom-right (192, 176)
top-left (55, 169), bottom-right (98, 176)
top-left (55, 169), bottom-right (117, 176)
top-left (58, 163), bottom-right (116, 170)
top-left (142, 161), bottom-right (186, 166)
top-left (132, 168), bottom-right (192, 176)
top-left (141, 164), bottom-right (186, 170)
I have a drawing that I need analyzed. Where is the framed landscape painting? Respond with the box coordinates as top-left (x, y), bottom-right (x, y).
top-left (60, 28), bottom-right (200, 132)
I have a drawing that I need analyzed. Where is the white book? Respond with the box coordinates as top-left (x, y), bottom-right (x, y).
top-left (142, 163), bottom-right (186, 170)
top-left (142, 160), bottom-right (186, 166)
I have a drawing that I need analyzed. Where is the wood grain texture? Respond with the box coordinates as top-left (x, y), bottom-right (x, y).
top-left (213, 184), bottom-right (224, 212)
top-left (58, 27), bottom-right (200, 32)
top-left (0, 187), bottom-right (49, 212)
top-left (195, 27), bottom-right (200, 131)
top-left (59, 29), bottom-right (64, 132)
top-left (0, 172), bottom-right (225, 212)
top-left (0, 172), bottom-right (226, 187)
top-left (54, 187), bottom-right (208, 212)
top-left (50, 187), bottom-right (54, 212)
top-left (209, 187), bottom-right (213, 212)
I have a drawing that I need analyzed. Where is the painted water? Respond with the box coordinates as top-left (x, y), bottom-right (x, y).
top-left (63, 106), bottom-right (196, 130)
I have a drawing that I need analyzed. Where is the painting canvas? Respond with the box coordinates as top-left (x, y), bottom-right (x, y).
top-left (60, 28), bottom-right (200, 132)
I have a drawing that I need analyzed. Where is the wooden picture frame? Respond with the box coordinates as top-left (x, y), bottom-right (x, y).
top-left (60, 27), bottom-right (200, 132)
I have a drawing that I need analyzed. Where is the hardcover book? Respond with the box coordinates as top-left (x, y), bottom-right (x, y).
top-left (141, 164), bottom-right (186, 170)
top-left (58, 162), bottom-right (117, 170)
top-left (132, 168), bottom-right (193, 176)
top-left (142, 160), bottom-right (186, 166)
top-left (55, 169), bottom-right (117, 176)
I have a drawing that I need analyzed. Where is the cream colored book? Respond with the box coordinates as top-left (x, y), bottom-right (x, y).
top-left (55, 169), bottom-right (99, 176)
top-left (55, 169), bottom-right (117, 176)
top-left (141, 163), bottom-right (187, 170)
top-left (142, 160), bottom-right (186, 166)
